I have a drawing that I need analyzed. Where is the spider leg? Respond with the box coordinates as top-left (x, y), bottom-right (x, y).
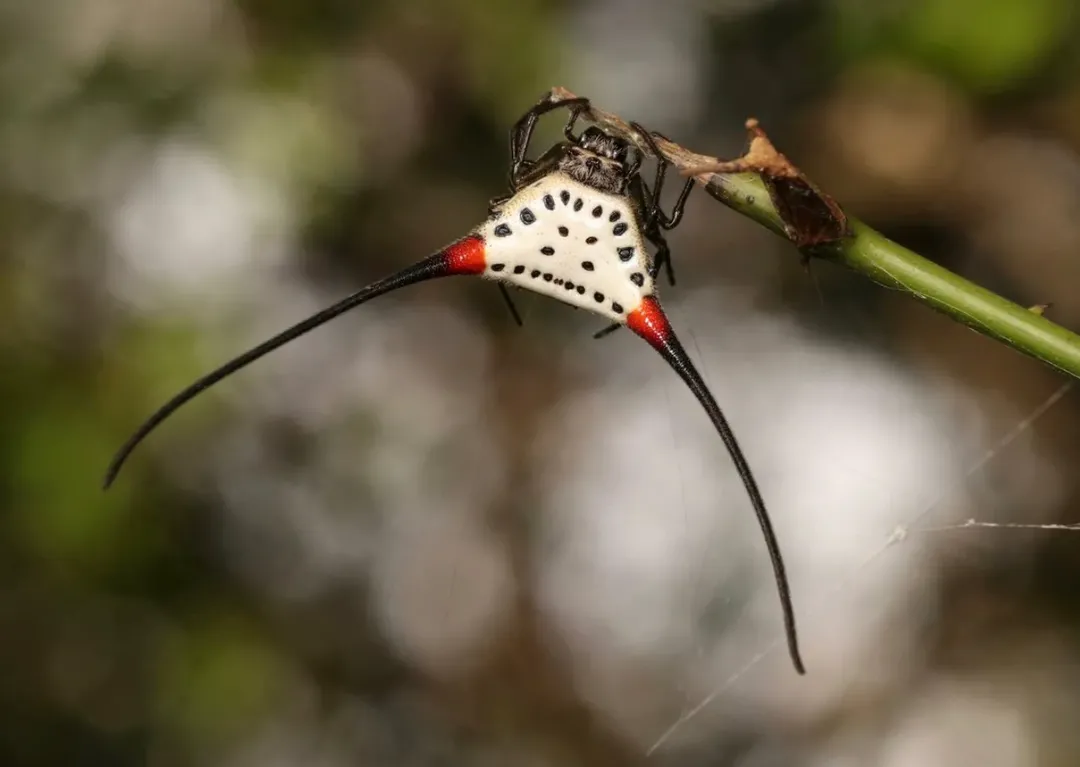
top-left (656, 176), bottom-right (694, 231)
top-left (635, 175), bottom-right (691, 287)
top-left (627, 208), bottom-right (677, 286)
top-left (625, 165), bottom-right (678, 287)
top-left (628, 121), bottom-right (668, 218)
top-left (492, 106), bottom-right (581, 213)
top-left (592, 322), bottom-right (622, 340)
top-left (647, 227), bottom-right (677, 287)
top-left (625, 122), bottom-right (695, 287)
top-left (630, 120), bottom-right (695, 231)
top-left (562, 105), bottom-right (585, 143)
top-left (498, 283), bottom-right (524, 327)
top-left (619, 145), bottom-right (645, 194)
top-left (508, 94), bottom-right (590, 189)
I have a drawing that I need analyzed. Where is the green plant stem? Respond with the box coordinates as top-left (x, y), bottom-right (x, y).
top-left (550, 86), bottom-right (1080, 382)
top-left (707, 172), bottom-right (1080, 380)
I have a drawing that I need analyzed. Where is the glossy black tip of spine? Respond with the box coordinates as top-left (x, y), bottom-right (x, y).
top-left (101, 252), bottom-right (454, 490)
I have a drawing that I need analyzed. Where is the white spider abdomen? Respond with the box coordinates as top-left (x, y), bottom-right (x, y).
top-left (477, 172), bottom-right (656, 323)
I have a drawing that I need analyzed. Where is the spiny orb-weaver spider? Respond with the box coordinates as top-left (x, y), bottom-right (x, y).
top-left (103, 93), bottom-right (806, 675)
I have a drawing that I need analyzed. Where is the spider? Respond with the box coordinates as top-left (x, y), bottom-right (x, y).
top-left (102, 92), bottom-right (805, 675)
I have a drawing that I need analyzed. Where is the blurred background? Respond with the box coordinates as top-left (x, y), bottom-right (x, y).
top-left (3, 0), bottom-right (1080, 765)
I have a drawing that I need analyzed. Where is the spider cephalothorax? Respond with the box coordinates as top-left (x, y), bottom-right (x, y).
top-left (103, 93), bottom-right (806, 676)
top-left (556, 126), bottom-right (631, 193)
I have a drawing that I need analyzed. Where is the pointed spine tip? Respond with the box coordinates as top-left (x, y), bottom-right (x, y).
top-left (101, 461), bottom-right (121, 490)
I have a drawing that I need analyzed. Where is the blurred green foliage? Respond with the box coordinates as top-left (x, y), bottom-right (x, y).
top-left (1, 1), bottom-right (1079, 766)
top-left (832, 0), bottom-right (1074, 92)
